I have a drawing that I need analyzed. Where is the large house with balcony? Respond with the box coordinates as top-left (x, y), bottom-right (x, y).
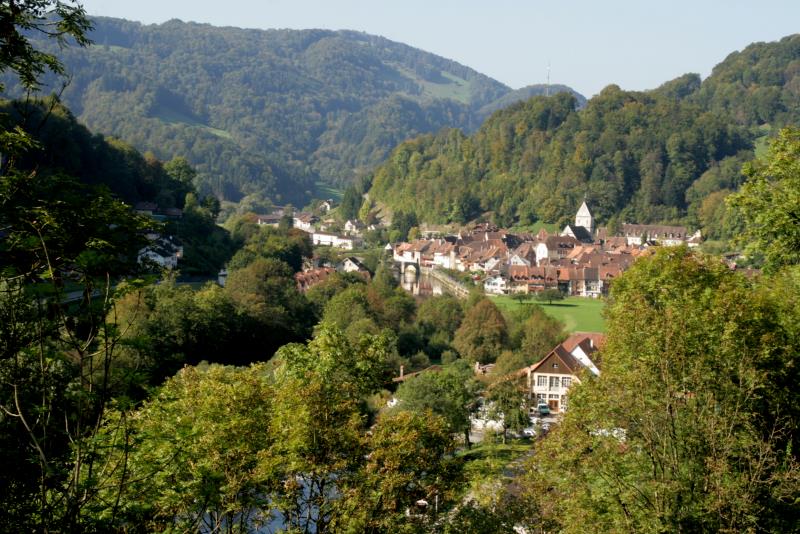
top-left (520, 333), bottom-right (604, 415)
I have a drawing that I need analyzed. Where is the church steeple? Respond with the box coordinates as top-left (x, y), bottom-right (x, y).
top-left (575, 200), bottom-right (593, 234)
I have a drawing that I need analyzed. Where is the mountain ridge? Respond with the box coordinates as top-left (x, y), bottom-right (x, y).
top-left (3, 16), bottom-right (584, 204)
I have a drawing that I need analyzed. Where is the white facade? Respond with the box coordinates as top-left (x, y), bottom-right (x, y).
top-left (483, 275), bottom-right (508, 295)
top-left (312, 232), bottom-right (360, 250)
top-left (575, 201), bottom-right (593, 234)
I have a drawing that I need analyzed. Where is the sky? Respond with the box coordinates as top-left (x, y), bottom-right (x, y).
top-left (79, 0), bottom-right (800, 97)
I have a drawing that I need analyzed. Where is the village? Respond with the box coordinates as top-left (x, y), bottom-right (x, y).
top-left (391, 202), bottom-right (702, 297)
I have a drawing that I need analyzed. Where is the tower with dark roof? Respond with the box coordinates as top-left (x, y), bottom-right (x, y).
top-left (575, 201), bottom-right (593, 235)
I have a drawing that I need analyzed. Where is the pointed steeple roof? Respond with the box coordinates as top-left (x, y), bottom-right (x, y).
top-left (577, 201), bottom-right (592, 218)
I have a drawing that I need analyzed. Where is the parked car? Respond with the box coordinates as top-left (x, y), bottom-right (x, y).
top-left (523, 427), bottom-right (536, 438)
top-left (537, 403), bottom-right (551, 416)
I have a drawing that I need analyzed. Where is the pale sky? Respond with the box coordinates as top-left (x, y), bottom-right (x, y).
top-left (79, 0), bottom-right (800, 97)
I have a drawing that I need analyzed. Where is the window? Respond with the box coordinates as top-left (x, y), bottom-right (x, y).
top-left (561, 395), bottom-right (568, 411)
top-left (549, 376), bottom-right (560, 389)
top-left (548, 394), bottom-right (560, 400)
top-left (562, 377), bottom-right (572, 388)
top-left (537, 376), bottom-right (547, 387)
top-left (537, 394), bottom-right (547, 403)
top-left (552, 363), bottom-right (559, 369)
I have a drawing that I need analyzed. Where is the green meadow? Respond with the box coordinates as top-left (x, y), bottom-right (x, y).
top-left (492, 295), bottom-right (606, 333)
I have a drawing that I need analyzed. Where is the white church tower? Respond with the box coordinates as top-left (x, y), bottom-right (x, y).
top-left (575, 201), bottom-right (593, 234)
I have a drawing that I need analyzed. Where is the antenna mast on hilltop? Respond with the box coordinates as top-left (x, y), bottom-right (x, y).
top-left (546, 61), bottom-right (551, 96)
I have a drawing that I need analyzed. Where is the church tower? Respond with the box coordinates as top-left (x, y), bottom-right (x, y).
top-left (575, 201), bottom-right (593, 234)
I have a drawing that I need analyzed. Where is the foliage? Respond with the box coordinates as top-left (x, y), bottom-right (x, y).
top-left (486, 378), bottom-right (528, 443)
top-left (695, 34), bottom-right (800, 128)
top-left (224, 258), bottom-right (315, 355)
top-left (370, 87), bottom-right (753, 229)
top-left (535, 288), bottom-right (564, 304)
top-left (394, 360), bottom-right (481, 448)
top-left (335, 410), bottom-right (462, 533)
top-left (1, 17), bottom-right (540, 201)
top-left (728, 127), bottom-right (800, 271)
top-left (0, 0), bottom-right (91, 92)
top-left (452, 298), bottom-right (509, 364)
top-left (227, 225), bottom-right (312, 272)
top-left (519, 247), bottom-right (800, 532)
top-left (91, 364), bottom-right (276, 532)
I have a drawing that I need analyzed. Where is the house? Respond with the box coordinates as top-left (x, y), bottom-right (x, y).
top-left (520, 333), bottom-right (604, 414)
top-left (344, 219), bottom-right (365, 235)
top-left (293, 212), bottom-right (318, 232)
top-left (341, 256), bottom-right (369, 275)
top-left (483, 275), bottom-right (508, 295)
top-left (138, 235), bottom-right (183, 269)
top-left (256, 214), bottom-right (282, 227)
top-left (621, 224), bottom-right (688, 246)
top-left (320, 199), bottom-right (335, 213)
top-left (535, 236), bottom-right (579, 266)
top-left (295, 267), bottom-right (336, 292)
top-left (160, 207), bottom-right (183, 219)
top-left (561, 224), bottom-right (594, 243)
top-left (312, 231), bottom-right (362, 250)
top-left (134, 201), bottom-right (158, 216)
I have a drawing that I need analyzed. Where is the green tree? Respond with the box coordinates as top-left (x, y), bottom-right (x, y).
top-left (520, 247), bottom-right (800, 532)
top-left (452, 298), bottom-right (508, 364)
top-left (728, 128), bottom-right (800, 271)
top-left (486, 378), bottom-right (529, 444)
top-left (394, 360), bottom-right (481, 448)
top-left (0, 0), bottom-right (91, 93)
top-left (339, 185), bottom-right (363, 221)
top-left (267, 326), bottom-right (395, 532)
top-left (225, 258), bottom-right (315, 357)
top-left (90, 364), bottom-right (276, 532)
top-left (536, 288), bottom-right (564, 305)
top-left (334, 410), bottom-right (462, 533)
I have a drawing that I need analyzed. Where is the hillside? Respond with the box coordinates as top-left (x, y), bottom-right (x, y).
top-left (4, 17), bottom-right (583, 204)
top-left (368, 35), bottom-right (800, 239)
top-left (477, 83), bottom-right (587, 120)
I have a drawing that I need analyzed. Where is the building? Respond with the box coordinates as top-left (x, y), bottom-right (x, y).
top-left (137, 235), bottom-right (183, 269)
top-left (293, 213), bottom-right (318, 232)
top-left (255, 214), bottom-right (282, 227)
top-left (312, 231), bottom-right (362, 250)
top-left (521, 333), bottom-right (603, 414)
top-left (621, 224), bottom-right (688, 246)
top-left (574, 200), bottom-right (594, 234)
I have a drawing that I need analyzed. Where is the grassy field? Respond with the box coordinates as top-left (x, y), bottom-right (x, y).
top-left (492, 295), bottom-right (606, 333)
top-left (314, 181), bottom-right (344, 201)
top-left (155, 107), bottom-right (233, 140)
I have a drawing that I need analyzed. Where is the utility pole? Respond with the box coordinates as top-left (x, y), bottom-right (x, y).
top-left (546, 61), bottom-right (551, 96)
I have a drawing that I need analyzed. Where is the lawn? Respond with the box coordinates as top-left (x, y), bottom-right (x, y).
top-left (314, 181), bottom-right (344, 201)
top-left (492, 295), bottom-right (606, 333)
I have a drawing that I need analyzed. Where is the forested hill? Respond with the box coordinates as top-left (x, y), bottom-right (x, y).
top-left (2, 17), bottom-right (582, 204)
top-left (368, 35), bottom-right (800, 239)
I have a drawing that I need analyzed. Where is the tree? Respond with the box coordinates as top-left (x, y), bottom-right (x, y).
top-left (486, 378), bottom-right (529, 443)
top-left (334, 410), bottom-right (462, 533)
top-left (519, 247), bottom-right (800, 532)
top-left (225, 258), bottom-right (315, 357)
top-left (90, 364), bottom-right (277, 532)
top-left (394, 360), bottom-right (481, 448)
top-left (267, 326), bottom-right (396, 532)
top-left (536, 288), bottom-right (564, 305)
top-left (339, 185), bottom-right (363, 221)
top-left (728, 128), bottom-right (800, 271)
top-left (0, 1), bottom-right (91, 93)
top-left (452, 298), bottom-right (508, 364)
top-left (0, 171), bottom-right (153, 530)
